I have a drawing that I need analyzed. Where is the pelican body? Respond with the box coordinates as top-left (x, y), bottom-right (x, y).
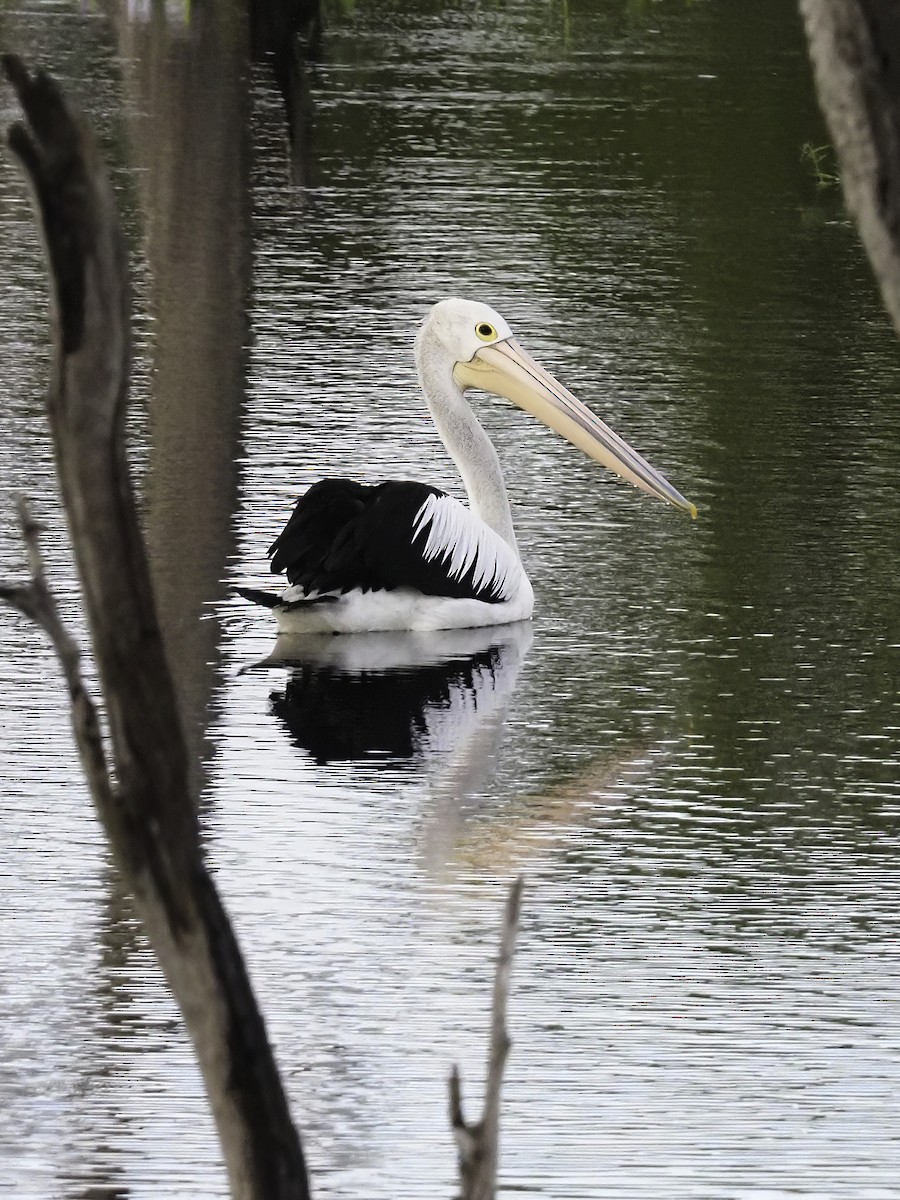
top-left (238, 299), bottom-right (695, 633)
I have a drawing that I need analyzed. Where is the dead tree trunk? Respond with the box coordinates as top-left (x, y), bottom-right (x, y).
top-left (799, 0), bottom-right (900, 336)
top-left (1, 54), bottom-right (311, 1200)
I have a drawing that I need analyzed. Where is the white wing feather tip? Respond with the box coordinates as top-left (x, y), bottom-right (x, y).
top-left (412, 495), bottom-right (520, 601)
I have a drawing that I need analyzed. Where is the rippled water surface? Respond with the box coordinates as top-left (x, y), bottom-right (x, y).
top-left (2, 1), bottom-right (900, 1197)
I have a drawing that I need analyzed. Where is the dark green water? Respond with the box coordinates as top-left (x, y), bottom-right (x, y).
top-left (1, 1), bottom-right (899, 1196)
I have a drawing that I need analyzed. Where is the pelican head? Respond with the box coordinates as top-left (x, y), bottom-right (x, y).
top-left (419, 298), bottom-right (696, 518)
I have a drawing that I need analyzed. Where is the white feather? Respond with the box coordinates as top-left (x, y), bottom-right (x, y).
top-left (411, 494), bottom-right (522, 601)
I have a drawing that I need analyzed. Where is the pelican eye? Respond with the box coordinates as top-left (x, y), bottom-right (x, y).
top-left (476, 321), bottom-right (498, 342)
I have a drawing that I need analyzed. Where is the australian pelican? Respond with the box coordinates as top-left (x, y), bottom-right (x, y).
top-left (237, 299), bottom-right (696, 633)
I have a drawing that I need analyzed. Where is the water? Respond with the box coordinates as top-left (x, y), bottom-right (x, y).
top-left (2, 0), bottom-right (900, 1196)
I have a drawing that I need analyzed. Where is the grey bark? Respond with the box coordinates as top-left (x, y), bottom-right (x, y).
top-left (1, 55), bottom-right (311, 1200)
top-left (799, 0), bottom-right (900, 334)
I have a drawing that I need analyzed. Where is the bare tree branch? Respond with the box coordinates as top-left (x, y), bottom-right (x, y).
top-left (449, 875), bottom-right (524, 1200)
top-left (0, 496), bottom-right (114, 809)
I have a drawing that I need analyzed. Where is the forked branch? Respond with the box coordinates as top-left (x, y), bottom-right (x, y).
top-left (0, 497), bottom-right (113, 811)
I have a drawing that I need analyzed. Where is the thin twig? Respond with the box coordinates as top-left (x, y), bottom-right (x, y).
top-left (0, 496), bottom-right (113, 809)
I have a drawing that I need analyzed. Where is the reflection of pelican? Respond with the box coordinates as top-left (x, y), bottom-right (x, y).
top-left (237, 299), bottom-right (695, 633)
top-left (264, 624), bottom-right (532, 767)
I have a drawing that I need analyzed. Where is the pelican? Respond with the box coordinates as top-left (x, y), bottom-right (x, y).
top-left (237, 299), bottom-right (696, 633)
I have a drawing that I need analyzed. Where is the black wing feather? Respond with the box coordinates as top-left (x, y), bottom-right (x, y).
top-left (269, 478), bottom-right (373, 588)
top-left (328, 482), bottom-right (485, 599)
top-left (266, 478), bottom-right (507, 602)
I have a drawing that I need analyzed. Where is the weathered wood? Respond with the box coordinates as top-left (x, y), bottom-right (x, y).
top-left (1, 56), bottom-right (310, 1200)
top-left (799, 0), bottom-right (900, 335)
top-left (449, 876), bottom-right (524, 1200)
